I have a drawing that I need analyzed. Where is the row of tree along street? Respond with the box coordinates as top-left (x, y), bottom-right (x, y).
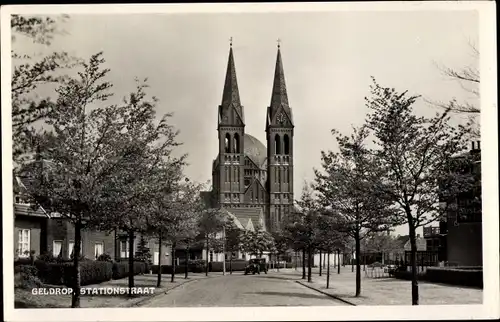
top-left (288, 74), bottom-right (479, 305)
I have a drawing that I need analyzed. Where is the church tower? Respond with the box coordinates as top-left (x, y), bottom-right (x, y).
top-left (215, 42), bottom-right (246, 207)
top-left (266, 43), bottom-right (294, 231)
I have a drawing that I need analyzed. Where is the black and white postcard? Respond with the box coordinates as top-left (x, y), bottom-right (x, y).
top-left (1, 2), bottom-right (498, 321)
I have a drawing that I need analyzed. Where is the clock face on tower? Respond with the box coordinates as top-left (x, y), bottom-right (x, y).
top-left (277, 112), bottom-right (286, 125)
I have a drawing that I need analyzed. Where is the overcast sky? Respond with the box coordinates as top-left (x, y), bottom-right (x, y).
top-left (12, 10), bottom-right (479, 236)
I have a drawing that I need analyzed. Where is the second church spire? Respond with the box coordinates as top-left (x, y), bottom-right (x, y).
top-left (270, 44), bottom-right (289, 108)
top-left (221, 43), bottom-right (241, 107)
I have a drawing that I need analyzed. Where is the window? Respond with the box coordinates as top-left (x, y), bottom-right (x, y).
top-left (224, 133), bottom-right (231, 153)
top-left (17, 229), bottom-right (30, 257)
top-left (120, 240), bottom-right (130, 258)
top-left (69, 241), bottom-right (82, 257)
top-left (284, 134), bottom-right (290, 155)
top-left (209, 250), bottom-right (214, 262)
top-left (53, 240), bottom-right (63, 257)
top-left (233, 133), bottom-right (240, 153)
top-left (274, 134), bottom-right (281, 155)
top-left (95, 242), bottom-right (104, 259)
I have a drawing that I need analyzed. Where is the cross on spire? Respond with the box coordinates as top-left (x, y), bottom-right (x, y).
top-left (229, 37), bottom-right (233, 47)
top-left (277, 38), bottom-right (281, 48)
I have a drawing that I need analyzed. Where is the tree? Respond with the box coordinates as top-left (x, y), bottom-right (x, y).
top-left (364, 77), bottom-right (473, 305)
top-left (429, 41), bottom-right (480, 138)
top-left (95, 75), bottom-right (186, 293)
top-left (361, 232), bottom-right (399, 264)
top-left (11, 15), bottom-right (80, 165)
top-left (314, 125), bottom-right (394, 297)
top-left (166, 181), bottom-right (203, 282)
top-left (283, 204), bottom-right (310, 279)
top-left (198, 208), bottom-right (225, 276)
top-left (135, 235), bottom-right (152, 266)
top-left (20, 53), bottom-right (141, 307)
top-left (224, 222), bottom-right (244, 274)
top-left (271, 230), bottom-right (289, 272)
top-left (314, 213), bottom-right (340, 288)
top-left (240, 230), bottom-right (274, 259)
top-left (295, 185), bottom-right (323, 283)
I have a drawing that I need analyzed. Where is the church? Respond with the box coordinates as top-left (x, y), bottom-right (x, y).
top-left (206, 42), bottom-right (295, 233)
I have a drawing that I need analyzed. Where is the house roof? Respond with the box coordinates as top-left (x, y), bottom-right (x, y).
top-left (14, 203), bottom-right (50, 218)
top-left (223, 207), bottom-right (265, 232)
top-left (396, 235), bottom-right (410, 247)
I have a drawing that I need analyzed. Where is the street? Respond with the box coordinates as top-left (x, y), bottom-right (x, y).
top-left (141, 272), bottom-right (346, 307)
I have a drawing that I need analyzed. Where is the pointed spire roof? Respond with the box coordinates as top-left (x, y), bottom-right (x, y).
top-left (270, 45), bottom-right (289, 108)
top-left (221, 45), bottom-right (241, 107)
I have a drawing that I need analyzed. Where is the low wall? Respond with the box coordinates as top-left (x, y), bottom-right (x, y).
top-left (393, 267), bottom-right (483, 288)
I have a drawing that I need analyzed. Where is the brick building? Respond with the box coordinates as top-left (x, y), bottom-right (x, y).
top-left (209, 43), bottom-right (295, 233)
top-left (13, 175), bottom-right (173, 265)
top-left (438, 141), bottom-right (482, 267)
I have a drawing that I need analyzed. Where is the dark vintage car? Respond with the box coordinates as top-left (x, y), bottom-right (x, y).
top-left (244, 258), bottom-right (268, 275)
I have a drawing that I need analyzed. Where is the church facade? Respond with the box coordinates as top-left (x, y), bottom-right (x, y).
top-left (210, 44), bottom-right (295, 233)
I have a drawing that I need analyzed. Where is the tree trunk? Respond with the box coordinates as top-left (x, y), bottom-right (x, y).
top-left (171, 242), bottom-right (176, 283)
top-left (295, 250), bottom-right (298, 270)
top-left (337, 250), bottom-right (341, 274)
top-left (302, 249), bottom-right (306, 279)
top-left (205, 236), bottom-right (209, 276)
top-left (128, 230), bottom-right (135, 296)
top-left (351, 251), bottom-right (354, 272)
top-left (277, 253), bottom-right (280, 272)
top-left (355, 230), bottom-right (361, 297)
top-left (157, 234), bottom-right (162, 287)
top-left (230, 254), bottom-right (233, 274)
top-left (184, 245), bottom-right (189, 279)
top-left (319, 250), bottom-right (322, 276)
top-left (381, 251), bottom-right (385, 265)
top-left (307, 246), bottom-right (312, 283)
top-left (71, 221), bottom-right (82, 308)
top-left (408, 219), bottom-right (419, 305)
top-left (326, 251), bottom-right (331, 289)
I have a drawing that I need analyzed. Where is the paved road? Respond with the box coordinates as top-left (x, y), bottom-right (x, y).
top-left (142, 272), bottom-right (346, 307)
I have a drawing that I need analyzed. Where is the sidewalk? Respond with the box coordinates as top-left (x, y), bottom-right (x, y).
top-left (280, 267), bottom-right (483, 306)
top-left (15, 272), bottom-right (223, 308)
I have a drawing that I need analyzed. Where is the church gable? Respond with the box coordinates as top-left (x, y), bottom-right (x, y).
top-left (219, 105), bottom-right (244, 126)
top-left (245, 219), bottom-right (255, 231)
top-left (244, 177), bottom-right (267, 204)
top-left (270, 106), bottom-right (293, 127)
top-left (244, 156), bottom-right (259, 170)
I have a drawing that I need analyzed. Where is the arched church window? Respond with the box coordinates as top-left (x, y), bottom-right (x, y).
top-left (284, 134), bottom-right (290, 155)
top-left (225, 133), bottom-right (231, 153)
top-left (274, 134), bottom-right (281, 155)
top-left (233, 133), bottom-right (240, 153)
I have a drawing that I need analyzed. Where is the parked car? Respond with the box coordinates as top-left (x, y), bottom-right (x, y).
top-left (385, 264), bottom-right (396, 274)
top-left (244, 258), bottom-right (268, 275)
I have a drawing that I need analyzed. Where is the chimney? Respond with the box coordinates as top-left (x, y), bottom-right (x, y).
top-left (477, 141), bottom-right (481, 150)
top-left (471, 141), bottom-right (475, 150)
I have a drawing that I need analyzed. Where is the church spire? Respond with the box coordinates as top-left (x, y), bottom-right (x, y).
top-left (270, 41), bottom-right (289, 108)
top-left (221, 39), bottom-right (241, 107)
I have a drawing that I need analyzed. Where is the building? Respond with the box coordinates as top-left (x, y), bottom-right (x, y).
top-left (14, 174), bottom-right (174, 266)
top-left (439, 141), bottom-right (482, 267)
top-left (423, 221), bottom-right (448, 262)
top-left (209, 43), bottom-right (295, 233)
